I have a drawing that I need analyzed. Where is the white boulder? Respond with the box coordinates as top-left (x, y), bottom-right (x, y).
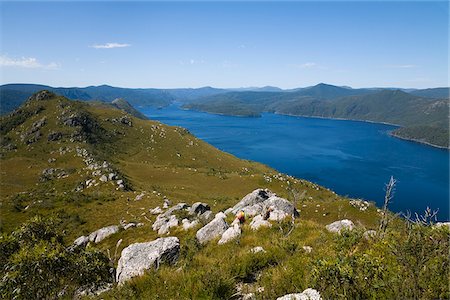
top-left (116, 237), bottom-right (180, 284)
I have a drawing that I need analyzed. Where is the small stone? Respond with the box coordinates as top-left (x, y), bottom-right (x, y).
top-left (250, 246), bottom-right (266, 254)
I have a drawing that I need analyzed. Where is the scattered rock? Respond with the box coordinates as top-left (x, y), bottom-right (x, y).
top-left (159, 203), bottom-right (188, 219)
top-left (302, 246), bottom-right (313, 253)
top-left (88, 225), bottom-right (119, 243)
top-left (152, 217), bottom-right (169, 231)
top-left (218, 224), bottom-right (241, 245)
top-left (250, 215), bottom-right (272, 231)
top-left (123, 223), bottom-right (137, 230)
top-left (73, 235), bottom-right (89, 247)
top-left (196, 214), bottom-right (229, 244)
top-left (149, 206), bottom-right (163, 215)
top-left (199, 210), bottom-right (213, 223)
top-left (40, 168), bottom-right (67, 181)
top-left (363, 230), bottom-right (377, 239)
top-left (276, 288), bottom-right (322, 300)
top-left (242, 293), bottom-right (256, 300)
top-left (158, 215), bottom-right (178, 235)
top-left (116, 237), bottom-right (180, 284)
top-left (250, 246), bottom-right (266, 254)
top-left (135, 192), bottom-right (145, 201)
top-left (99, 175), bottom-right (108, 182)
top-left (182, 218), bottom-right (200, 231)
top-left (189, 202), bottom-right (210, 216)
top-left (326, 219), bottom-right (354, 234)
top-left (163, 199), bottom-right (171, 209)
top-left (48, 131), bottom-right (63, 141)
top-left (73, 283), bottom-right (113, 299)
top-left (350, 199), bottom-right (370, 211)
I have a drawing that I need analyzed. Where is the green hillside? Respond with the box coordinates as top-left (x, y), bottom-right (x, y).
top-left (0, 91), bottom-right (448, 299)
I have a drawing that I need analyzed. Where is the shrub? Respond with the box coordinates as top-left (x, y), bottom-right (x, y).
top-left (0, 216), bottom-right (111, 299)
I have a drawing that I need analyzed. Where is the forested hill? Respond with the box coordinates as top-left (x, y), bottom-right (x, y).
top-left (183, 85), bottom-right (449, 149)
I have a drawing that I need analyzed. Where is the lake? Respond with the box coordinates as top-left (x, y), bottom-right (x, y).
top-left (140, 104), bottom-right (449, 221)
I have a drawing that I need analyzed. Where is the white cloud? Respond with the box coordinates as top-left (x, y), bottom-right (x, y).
top-left (0, 55), bottom-right (60, 69)
top-left (90, 43), bottom-right (131, 49)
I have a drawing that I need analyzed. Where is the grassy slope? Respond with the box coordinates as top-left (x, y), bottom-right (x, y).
top-left (4, 93), bottom-right (446, 299)
top-left (0, 93), bottom-right (379, 238)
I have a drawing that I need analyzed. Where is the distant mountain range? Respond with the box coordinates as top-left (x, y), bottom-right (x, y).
top-left (1, 83), bottom-right (449, 148)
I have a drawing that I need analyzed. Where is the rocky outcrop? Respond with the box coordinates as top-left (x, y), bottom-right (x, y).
top-left (196, 213), bottom-right (229, 244)
top-left (88, 225), bottom-right (119, 243)
top-left (229, 189), bottom-right (298, 221)
top-left (230, 188), bottom-right (276, 214)
top-left (218, 224), bottom-right (241, 245)
top-left (40, 168), bottom-right (68, 181)
top-left (326, 219), bottom-right (354, 234)
top-left (116, 237), bottom-right (180, 284)
top-left (28, 90), bottom-right (55, 101)
top-left (276, 288), bottom-right (322, 300)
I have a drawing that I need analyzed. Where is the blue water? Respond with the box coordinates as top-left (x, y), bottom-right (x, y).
top-left (139, 104), bottom-right (449, 221)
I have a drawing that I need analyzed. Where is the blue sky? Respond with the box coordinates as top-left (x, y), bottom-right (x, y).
top-left (0, 1), bottom-right (448, 89)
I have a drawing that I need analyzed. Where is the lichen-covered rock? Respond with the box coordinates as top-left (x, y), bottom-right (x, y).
top-left (196, 214), bottom-right (228, 244)
top-left (250, 215), bottom-right (272, 230)
top-left (218, 224), bottom-right (241, 245)
top-left (326, 219), bottom-right (354, 234)
top-left (276, 288), bottom-right (322, 300)
top-left (116, 237), bottom-right (180, 284)
top-left (88, 225), bottom-right (119, 243)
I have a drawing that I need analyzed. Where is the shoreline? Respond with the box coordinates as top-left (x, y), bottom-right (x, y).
top-left (389, 132), bottom-right (450, 150)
